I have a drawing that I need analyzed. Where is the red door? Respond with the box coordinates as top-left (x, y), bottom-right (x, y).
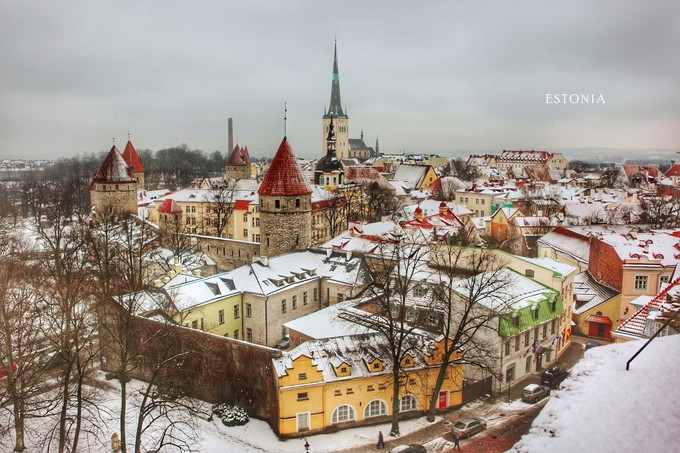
top-left (438, 391), bottom-right (447, 408)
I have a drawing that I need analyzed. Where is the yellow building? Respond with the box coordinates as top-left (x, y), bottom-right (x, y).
top-left (273, 335), bottom-right (463, 436)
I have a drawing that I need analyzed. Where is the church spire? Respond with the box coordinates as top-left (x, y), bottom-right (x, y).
top-left (324, 40), bottom-right (345, 118)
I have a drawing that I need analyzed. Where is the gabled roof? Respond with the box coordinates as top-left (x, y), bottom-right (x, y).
top-left (92, 146), bottom-right (136, 184)
top-left (572, 271), bottom-right (620, 314)
top-left (664, 164), bottom-right (680, 178)
top-left (122, 140), bottom-right (144, 173)
top-left (226, 145), bottom-right (251, 166)
top-left (258, 137), bottom-right (312, 196)
top-left (157, 198), bottom-right (183, 214)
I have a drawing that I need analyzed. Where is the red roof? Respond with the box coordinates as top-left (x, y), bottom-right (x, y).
top-left (258, 137), bottom-right (312, 196)
top-left (92, 146), bottom-right (136, 184)
top-left (157, 198), bottom-right (183, 213)
top-left (664, 165), bottom-right (680, 178)
top-left (226, 145), bottom-right (251, 166)
top-left (233, 199), bottom-right (252, 211)
top-left (584, 314), bottom-right (612, 325)
top-left (122, 140), bottom-right (145, 173)
top-left (622, 165), bottom-right (659, 179)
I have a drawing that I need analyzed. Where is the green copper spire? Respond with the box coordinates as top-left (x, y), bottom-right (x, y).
top-left (324, 41), bottom-right (346, 119)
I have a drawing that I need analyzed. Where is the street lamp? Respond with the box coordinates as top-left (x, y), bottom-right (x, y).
top-left (302, 437), bottom-right (309, 452)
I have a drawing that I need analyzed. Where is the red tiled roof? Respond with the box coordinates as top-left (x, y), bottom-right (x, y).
top-left (616, 274), bottom-right (680, 338)
top-left (664, 165), bottom-right (680, 178)
top-left (226, 145), bottom-right (251, 166)
top-left (622, 165), bottom-right (659, 179)
top-left (122, 140), bottom-right (145, 173)
top-left (233, 199), bottom-right (252, 211)
top-left (92, 146), bottom-right (136, 184)
top-left (584, 314), bottom-right (612, 325)
top-left (258, 137), bottom-right (312, 196)
top-left (157, 198), bottom-right (183, 213)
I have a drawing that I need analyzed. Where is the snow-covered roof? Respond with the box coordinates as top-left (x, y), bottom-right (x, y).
top-left (572, 271), bottom-right (620, 314)
top-left (536, 228), bottom-right (591, 264)
top-left (515, 256), bottom-right (577, 278)
top-left (596, 230), bottom-right (680, 267)
top-left (283, 301), bottom-right (378, 340)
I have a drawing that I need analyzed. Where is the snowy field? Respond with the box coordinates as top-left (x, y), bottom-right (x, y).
top-left (510, 335), bottom-right (680, 453)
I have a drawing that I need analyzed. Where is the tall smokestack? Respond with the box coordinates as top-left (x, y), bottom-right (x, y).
top-left (228, 117), bottom-right (234, 155)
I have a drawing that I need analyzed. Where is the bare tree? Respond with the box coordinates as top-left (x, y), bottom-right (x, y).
top-left (425, 244), bottom-right (510, 421)
top-left (339, 231), bottom-right (431, 436)
top-left (0, 235), bottom-right (46, 452)
top-left (205, 179), bottom-right (237, 238)
top-left (639, 188), bottom-right (680, 229)
top-left (319, 191), bottom-right (348, 241)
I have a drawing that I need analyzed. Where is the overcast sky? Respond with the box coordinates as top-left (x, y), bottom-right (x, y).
top-left (1, 0), bottom-right (679, 160)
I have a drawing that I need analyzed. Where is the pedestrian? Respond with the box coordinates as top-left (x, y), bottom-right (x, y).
top-left (377, 430), bottom-right (385, 449)
top-left (453, 433), bottom-right (461, 451)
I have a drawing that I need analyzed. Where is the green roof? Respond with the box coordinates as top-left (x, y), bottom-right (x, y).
top-left (498, 292), bottom-right (563, 337)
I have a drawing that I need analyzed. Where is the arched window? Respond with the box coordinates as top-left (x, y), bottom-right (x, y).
top-left (364, 400), bottom-right (387, 418)
top-left (399, 394), bottom-right (418, 412)
top-left (331, 405), bottom-right (356, 424)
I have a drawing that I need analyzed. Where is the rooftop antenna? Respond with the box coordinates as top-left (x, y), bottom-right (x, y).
top-left (284, 101), bottom-right (287, 137)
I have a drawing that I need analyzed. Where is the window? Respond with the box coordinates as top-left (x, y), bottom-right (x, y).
top-left (334, 389), bottom-right (342, 396)
top-left (659, 275), bottom-right (670, 290)
top-left (246, 303), bottom-right (252, 318)
top-left (364, 400), bottom-right (387, 418)
top-left (281, 300), bottom-right (287, 313)
top-left (634, 275), bottom-right (648, 291)
top-left (525, 269), bottom-right (535, 277)
top-left (505, 365), bottom-right (515, 383)
top-left (298, 373), bottom-right (307, 380)
top-left (191, 320), bottom-right (198, 329)
top-left (292, 296), bottom-right (297, 309)
top-left (399, 395), bottom-right (418, 412)
top-left (303, 292), bottom-right (308, 305)
top-left (525, 356), bottom-right (532, 373)
top-left (218, 309), bottom-right (225, 325)
top-left (551, 319), bottom-right (557, 333)
top-left (297, 392), bottom-right (309, 401)
top-left (542, 323), bottom-right (547, 338)
top-left (346, 388), bottom-right (353, 394)
top-left (314, 288), bottom-right (318, 301)
top-left (367, 385), bottom-right (375, 392)
top-left (337, 294), bottom-right (344, 303)
top-left (242, 213), bottom-right (248, 222)
top-left (246, 328), bottom-right (252, 342)
top-left (275, 200), bottom-right (280, 209)
top-left (340, 367), bottom-right (347, 373)
top-left (254, 234), bottom-right (260, 243)
top-left (514, 335), bottom-right (520, 350)
top-left (297, 412), bottom-right (310, 432)
top-left (504, 341), bottom-right (510, 356)
top-left (296, 198), bottom-right (300, 208)
top-left (524, 331), bottom-right (530, 346)
top-left (234, 329), bottom-right (239, 339)
top-left (242, 228), bottom-right (248, 238)
top-left (413, 286), bottom-right (427, 298)
top-left (234, 305), bottom-right (240, 319)
top-left (331, 405), bottom-right (355, 424)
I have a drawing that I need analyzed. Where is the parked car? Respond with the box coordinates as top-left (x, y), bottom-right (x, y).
top-left (451, 417), bottom-right (487, 439)
top-left (521, 384), bottom-right (550, 403)
top-left (541, 366), bottom-right (568, 388)
top-left (585, 341), bottom-right (600, 350)
top-left (390, 444), bottom-right (426, 453)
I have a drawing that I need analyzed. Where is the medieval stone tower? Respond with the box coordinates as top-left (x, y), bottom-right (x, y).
top-left (225, 144), bottom-right (251, 180)
top-left (322, 42), bottom-right (350, 159)
top-left (121, 139), bottom-right (145, 189)
top-left (90, 145), bottom-right (138, 221)
top-left (258, 137), bottom-right (312, 257)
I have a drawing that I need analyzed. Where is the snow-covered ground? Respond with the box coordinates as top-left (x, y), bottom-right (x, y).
top-left (510, 334), bottom-right (680, 453)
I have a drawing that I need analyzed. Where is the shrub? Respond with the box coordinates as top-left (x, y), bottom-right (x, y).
top-left (212, 403), bottom-right (249, 427)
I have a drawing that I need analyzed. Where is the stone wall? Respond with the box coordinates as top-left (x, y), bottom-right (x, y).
top-left (90, 183), bottom-right (137, 221)
top-left (589, 238), bottom-right (623, 290)
top-left (259, 204), bottom-right (312, 257)
top-left (198, 236), bottom-right (260, 271)
top-left (98, 298), bottom-right (282, 432)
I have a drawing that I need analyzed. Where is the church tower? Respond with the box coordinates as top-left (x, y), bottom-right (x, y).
top-left (258, 137), bottom-right (312, 257)
top-left (314, 116), bottom-right (344, 190)
top-left (322, 41), bottom-right (349, 159)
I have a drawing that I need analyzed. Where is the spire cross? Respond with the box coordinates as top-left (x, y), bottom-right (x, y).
top-left (284, 101), bottom-right (288, 136)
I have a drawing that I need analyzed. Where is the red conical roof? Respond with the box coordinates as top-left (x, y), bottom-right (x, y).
top-left (157, 198), bottom-right (183, 213)
top-left (226, 145), bottom-right (251, 166)
top-left (122, 140), bottom-right (145, 172)
top-left (258, 137), bottom-right (312, 196)
top-left (92, 146), bottom-right (136, 184)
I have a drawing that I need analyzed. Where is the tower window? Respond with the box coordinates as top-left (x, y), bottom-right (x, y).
top-left (296, 199), bottom-right (300, 208)
top-left (275, 200), bottom-right (280, 209)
